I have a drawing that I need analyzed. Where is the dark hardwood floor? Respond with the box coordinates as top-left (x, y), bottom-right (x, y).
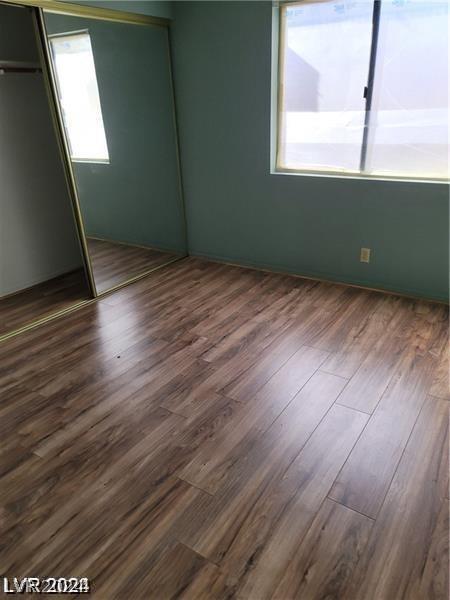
top-left (0, 258), bottom-right (448, 599)
top-left (87, 237), bottom-right (181, 293)
top-left (0, 269), bottom-right (89, 338)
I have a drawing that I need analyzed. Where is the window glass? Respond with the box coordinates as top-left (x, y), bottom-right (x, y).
top-left (278, 0), bottom-right (450, 180)
top-left (279, 2), bottom-right (373, 173)
top-left (365, 1), bottom-right (449, 179)
top-left (50, 32), bottom-right (109, 163)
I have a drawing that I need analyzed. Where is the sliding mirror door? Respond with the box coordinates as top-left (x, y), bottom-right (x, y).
top-left (41, 11), bottom-right (187, 295)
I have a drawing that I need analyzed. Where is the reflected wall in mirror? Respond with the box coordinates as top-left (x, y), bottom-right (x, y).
top-left (0, 3), bottom-right (91, 339)
top-left (43, 12), bottom-right (187, 295)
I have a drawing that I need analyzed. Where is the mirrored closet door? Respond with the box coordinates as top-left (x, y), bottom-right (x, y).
top-left (41, 10), bottom-right (187, 295)
top-left (0, 3), bottom-right (91, 339)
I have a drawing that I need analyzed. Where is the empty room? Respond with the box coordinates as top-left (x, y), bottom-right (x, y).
top-left (0, 0), bottom-right (448, 598)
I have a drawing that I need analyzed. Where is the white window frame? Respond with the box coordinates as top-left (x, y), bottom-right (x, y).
top-left (49, 29), bottom-right (110, 165)
top-left (274, 0), bottom-right (450, 184)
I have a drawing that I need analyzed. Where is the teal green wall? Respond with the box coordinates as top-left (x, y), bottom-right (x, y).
top-left (61, 1), bottom-right (173, 19)
top-left (46, 13), bottom-right (186, 254)
top-left (171, 1), bottom-right (449, 302)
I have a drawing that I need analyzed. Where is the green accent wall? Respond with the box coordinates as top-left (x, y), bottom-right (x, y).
top-left (171, 1), bottom-right (449, 302)
top-left (61, 1), bottom-right (173, 19)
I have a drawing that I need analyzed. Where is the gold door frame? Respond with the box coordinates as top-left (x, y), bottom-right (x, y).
top-left (32, 9), bottom-right (97, 297)
top-left (0, 0), bottom-right (188, 342)
top-left (4, 0), bottom-right (170, 26)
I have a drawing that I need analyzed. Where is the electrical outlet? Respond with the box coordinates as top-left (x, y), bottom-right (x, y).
top-left (360, 247), bottom-right (371, 263)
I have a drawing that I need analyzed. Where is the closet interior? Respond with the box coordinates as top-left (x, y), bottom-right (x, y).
top-left (0, 1), bottom-right (187, 340)
top-left (0, 3), bottom-right (90, 338)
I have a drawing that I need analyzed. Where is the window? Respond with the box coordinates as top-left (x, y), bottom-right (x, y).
top-left (49, 31), bottom-right (109, 163)
top-left (277, 1), bottom-right (449, 180)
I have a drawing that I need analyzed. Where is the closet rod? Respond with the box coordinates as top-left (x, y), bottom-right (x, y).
top-left (0, 61), bottom-right (42, 73)
top-left (0, 67), bottom-right (42, 73)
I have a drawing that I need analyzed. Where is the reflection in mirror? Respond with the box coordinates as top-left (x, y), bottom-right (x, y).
top-left (43, 12), bottom-right (187, 294)
top-left (0, 3), bottom-right (91, 339)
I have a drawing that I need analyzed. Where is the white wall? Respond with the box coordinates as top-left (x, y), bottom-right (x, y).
top-left (0, 4), bottom-right (83, 296)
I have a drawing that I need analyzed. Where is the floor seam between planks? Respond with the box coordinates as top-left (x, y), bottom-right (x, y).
top-left (326, 496), bottom-right (376, 521)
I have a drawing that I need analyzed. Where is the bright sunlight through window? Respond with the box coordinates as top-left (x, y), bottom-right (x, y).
top-left (277, 0), bottom-right (449, 180)
top-left (49, 31), bottom-right (109, 163)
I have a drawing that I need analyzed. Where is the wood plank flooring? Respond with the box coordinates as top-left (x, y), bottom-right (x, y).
top-left (87, 237), bottom-right (181, 293)
top-left (0, 257), bottom-right (448, 599)
top-left (0, 269), bottom-right (89, 338)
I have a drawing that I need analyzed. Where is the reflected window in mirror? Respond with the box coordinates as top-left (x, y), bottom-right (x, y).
top-left (49, 31), bottom-right (109, 163)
